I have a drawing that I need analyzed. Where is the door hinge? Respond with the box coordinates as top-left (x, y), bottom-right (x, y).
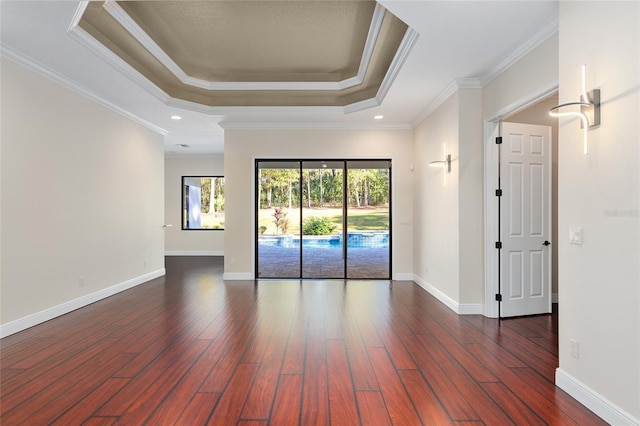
top-left (495, 136), bottom-right (503, 145)
top-left (495, 241), bottom-right (502, 249)
top-left (495, 189), bottom-right (502, 197)
top-left (495, 294), bottom-right (503, 302)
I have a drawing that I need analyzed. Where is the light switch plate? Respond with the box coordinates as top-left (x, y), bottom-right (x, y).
top-left (569, 227), bottom-right (583, 245)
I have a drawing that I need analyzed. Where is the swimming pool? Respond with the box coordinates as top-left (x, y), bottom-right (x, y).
top-left (258, 231), bottom-right (389, 249)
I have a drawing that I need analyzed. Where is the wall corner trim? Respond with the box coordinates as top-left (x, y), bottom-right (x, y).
top-left (0, 269), bottom-right (166, 339)
top-left (555, 368), bottom-right (640, 426)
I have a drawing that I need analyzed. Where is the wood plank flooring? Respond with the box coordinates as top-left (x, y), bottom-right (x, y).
top-left (0, 256), bottom-right (606, 425)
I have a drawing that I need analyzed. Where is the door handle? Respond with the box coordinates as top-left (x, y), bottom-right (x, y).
top-left (543, 240), bottom-right (550, 246)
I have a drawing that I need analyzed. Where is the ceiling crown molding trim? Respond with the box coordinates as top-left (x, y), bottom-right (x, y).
top-left (411, 17), bottom-right (558, 128)
top-left (478, 17), bottom-right (559, 86)
top-left (166, 97), bottom-right (346, 116)
top-left (102, 0), bottom-right (387, 92)
top-left (349, 2), bottom-right (386, 88)
top-left (455, 78), bottom-right (482, 89)
top-left (410, 79), bottom-right (461, 128)
top-left (344, 27), bottom-right (419, 115)
top-left (219, 122), bottom-right (412, 131)
top-left (0, 43), bottom-right (168, 136)
top-left (68, 0), bottom-right (88, 31)
top-left (68, 18), bottom-right (172, 106)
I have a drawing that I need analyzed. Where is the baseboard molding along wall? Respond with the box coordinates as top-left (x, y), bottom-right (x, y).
top-left (412, 274), bottom-right (483, 315)
top-left (223, 272), bottom-right (253, 280)
top-left (0, 269), bottom-right (166, 339)
top-left (556, 368), bottom-right (640, 426)
top-left (393, 272), bottom-right (414, 281)
top-left (165, 251), bottom-right (224, 256)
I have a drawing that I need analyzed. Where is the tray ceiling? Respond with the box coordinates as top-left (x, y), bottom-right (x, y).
top-left (75, 1), bottom-right (412, 108)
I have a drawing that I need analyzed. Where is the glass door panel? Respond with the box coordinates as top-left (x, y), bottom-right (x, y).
top-left (346, 160), bottom-right (391, 279)
top-left (256, 161), bottom-right (301, 278)
top-left (256, 159), bottom-right (390, 280)
top-left (302, 161), bottom-right (344, 278)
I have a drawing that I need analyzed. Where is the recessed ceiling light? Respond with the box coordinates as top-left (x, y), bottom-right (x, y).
top-left (171, 115), bottom-right (182, 120)
top-left (374, 115), bottom-right (384, 120)
top-left (177, 144), bottom-right (190, 148)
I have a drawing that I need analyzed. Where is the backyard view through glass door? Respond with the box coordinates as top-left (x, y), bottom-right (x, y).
top-left (256, 159), bottom-right (390, 279)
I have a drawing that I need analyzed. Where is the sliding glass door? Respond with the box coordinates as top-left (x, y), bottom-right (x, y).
top-left (346, 160), bottom-right (390, 278)
top-left (256, 159), bottom-right (390, 279)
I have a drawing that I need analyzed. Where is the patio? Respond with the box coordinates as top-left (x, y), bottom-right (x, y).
top-left (257, 245), bottom-right (390, 279)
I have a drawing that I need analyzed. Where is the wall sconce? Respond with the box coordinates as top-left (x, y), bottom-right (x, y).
top-left (549, 64), bottom-right (600, 154)
top-left (429, 154), bottom-right (451, 172)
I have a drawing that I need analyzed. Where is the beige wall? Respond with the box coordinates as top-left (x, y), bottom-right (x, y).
top-left (413, 94), bottom-right (461, 303)
top-left (413, 88), bottom-right (484, 311)
top-left (224, 128), bottom-right (414, 279)
top-left (483, 33), bottom-right (559, 119)
top-left (164, 156), bottom-right (225, 255)
top-left (458, 88), bottom-right (484, 304)
top-left (0, 58), bottom-right (165, 333)
top-left (556, 2), bottom-right (639, 422)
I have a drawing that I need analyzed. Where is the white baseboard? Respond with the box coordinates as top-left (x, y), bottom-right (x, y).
top-left (556, 368), bottom-right (640, 425)
top-left (0, 269), bottom-right (166, 339)
top-left (165, 251), bottom-right (224, 256)
top-left (412, 274), bottom-right (483, 315)
top-left (393, 272), bottom-right (414, 281)
top-left (223, 272), bottom-right (253, 280)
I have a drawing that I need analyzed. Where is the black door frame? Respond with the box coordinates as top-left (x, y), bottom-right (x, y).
top-left (255, 158), bottom-right (392, 279)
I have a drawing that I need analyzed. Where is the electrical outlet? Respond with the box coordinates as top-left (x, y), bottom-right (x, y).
top-left (79, 277), bottom-right (85, 288)
top-left (570, 339), bottom-right (579, 358)
top-left (144, 260), bottom-right (147, 268)
top-left (230, 258), bottom-right (236, 266)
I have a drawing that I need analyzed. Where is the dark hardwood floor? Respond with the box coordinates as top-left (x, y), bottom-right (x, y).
top-left (1, 256), bottom-right (605, 425)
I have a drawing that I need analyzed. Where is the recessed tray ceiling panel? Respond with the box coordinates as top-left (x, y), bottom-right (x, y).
top-left (77, 1), bottom-right (410, 108)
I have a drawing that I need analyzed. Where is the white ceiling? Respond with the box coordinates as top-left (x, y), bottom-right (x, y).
top-left (0, 1), bottom-right (559, 155)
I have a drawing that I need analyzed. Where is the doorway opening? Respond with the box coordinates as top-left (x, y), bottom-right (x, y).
top-left (255, 159), bottom-right (391, 279)
top-left (484, 90), bottom-right (559, 318)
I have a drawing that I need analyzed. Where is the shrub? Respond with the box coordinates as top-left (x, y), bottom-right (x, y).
top-left (302, 216), bottom-right (336, 235)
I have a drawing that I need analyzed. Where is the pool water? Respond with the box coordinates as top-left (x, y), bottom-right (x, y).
top-left (259, 232), bottom-right (389, 249)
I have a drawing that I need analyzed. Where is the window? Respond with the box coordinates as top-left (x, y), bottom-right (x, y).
top-left (182, 176), bottom-right (225, 230)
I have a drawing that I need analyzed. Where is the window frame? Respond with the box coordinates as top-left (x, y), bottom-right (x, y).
top-left (181, 175), bottom-right (225, 231)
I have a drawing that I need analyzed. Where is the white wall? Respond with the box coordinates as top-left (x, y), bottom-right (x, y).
top-left (556, 2), bottom-right (640, 424)
top-left (0, 58), bottom-right (165, 335)
top-left (164, 156), bottom-right (225, 255)
top-left (224, 128), bottom-right (414, 280)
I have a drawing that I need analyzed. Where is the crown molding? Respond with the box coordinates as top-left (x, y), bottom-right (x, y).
top-left (102, 0), bottom-right (387, 92)
top-left (345, 27), bottom-right (419, 115)
top-left (353, 2), bottom-right (386, 87)
top-left (0, 44), bottom-right (168, 136)
top-left (218, 122), bottom-right (412, 131)
top-left (410, 80), bottom-right (460, 128)
top-left (479, 17), bottom-right (559, 86)
top-left (411, 17), bottom-right (558, 128)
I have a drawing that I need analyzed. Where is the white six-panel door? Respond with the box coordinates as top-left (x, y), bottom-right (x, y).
top-left (500, 122), bottom-right (552, 317)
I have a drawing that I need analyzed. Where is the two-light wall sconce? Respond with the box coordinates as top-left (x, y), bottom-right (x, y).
top-left (549, 64), bottom-right (600, 154)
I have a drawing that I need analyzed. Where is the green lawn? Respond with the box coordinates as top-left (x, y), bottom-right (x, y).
top-left (257, 206), bottom-right (389, 235)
